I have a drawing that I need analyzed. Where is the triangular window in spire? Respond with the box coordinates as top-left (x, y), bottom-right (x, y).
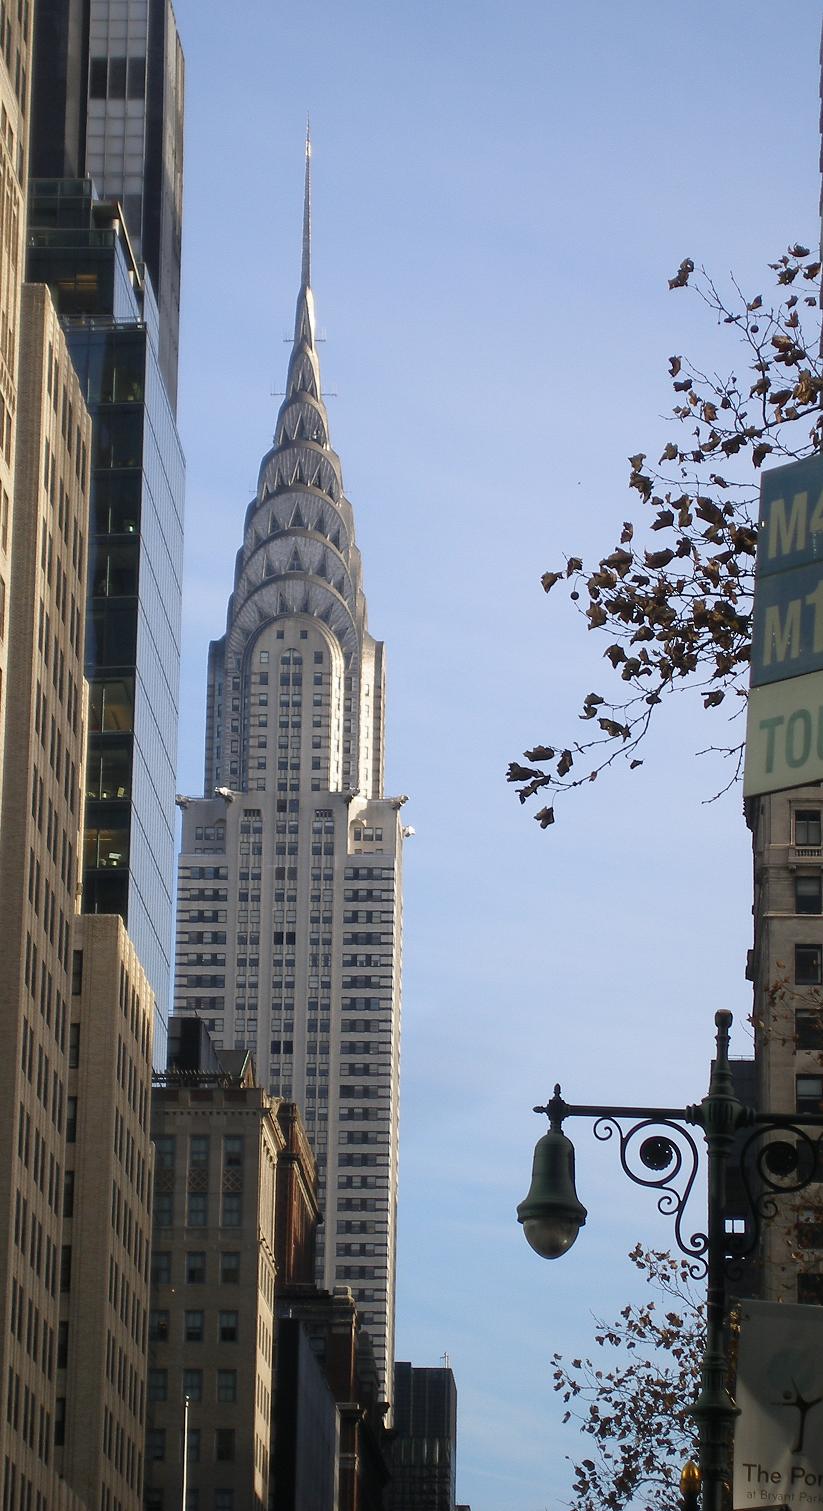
top-left (291, 502), bottom-right (306, 530)
top-left (287, 547), bottom-right (303, 574)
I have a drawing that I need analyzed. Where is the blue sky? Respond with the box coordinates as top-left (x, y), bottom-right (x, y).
top-left (169, 3), bottom-right (823, 1505)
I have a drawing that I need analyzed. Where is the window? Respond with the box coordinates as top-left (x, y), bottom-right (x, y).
top-left (215, 1494), bottom-right (234, 1511)
top-left (185, 1310), bottom-right (204, 1343)
top-left (796, 944), bottom-right (823, 984)
top-left (795, 810), bottom-right (822, 846)
top-left (63, 1171), bottom-right (74, 1217)
top-left (152, 1252), bottom-right (171, 1285)
top-left (221, 1193), bottom-right (241, 1227)
top-left (188, 1193), bottom-right (208, 1227)
top-left (798, 1273), bottom-right (823, 1305)
top-left (220, 1252), bottom-right (240, 1284)
top-left (149, 1310), bottom-right (169, 1343)
top-left (89, 57), bottom-right (107, 97)
top-left (183, 1369), bottom-right (203, 1402)
top-left (155, 1136), bottom-right (175, 1170)
top-left (217, 1369), bottom-right (237, 1403)
top-left (148, 1369), bottom-right (168, 1402)
top-left (190, 1135), bottom-right (209, 1168)
top-left (797, 1075), bottom-right (823, 1114)
top-left (147, 1428), bottom-right (165, 1461)
top-left (215, 1429), bottom-right (235, 1462)
top-left (218, 1311), bottom-right (238, 1343)
top-left (187, 1428), bottom-right (201, 1463)
top-left (186, 1491), bottom-right (199, 1511)
top-left (223, 1136), bottom-right (243, 1169)
top-left (795, 874), bottom-right (823, 915)
top-left (66, 1097), bottom-right (77, 1142)
top-left (797, 1009), bottom-right (823, 1051)
top-left (68, 1023), bottom-right (80, 1067)
top-left (186, 1251), bottom-right (206, 1284)
top-left (154, 1193), bottom-right (173, 1228)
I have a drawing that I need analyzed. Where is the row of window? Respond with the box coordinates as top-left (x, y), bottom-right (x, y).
top-left (155, 1135), bottom-right (242, 1172)
top-left (150, 1312), bottom-right (239, 1347)
top-left (154, 1193), bottom-right (242, 1229)
top-left (151, 1251), bottom-right (240, 1286)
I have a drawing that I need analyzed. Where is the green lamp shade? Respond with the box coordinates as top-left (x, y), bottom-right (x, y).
top-left (517, 1126), bottom-right (587, 1259)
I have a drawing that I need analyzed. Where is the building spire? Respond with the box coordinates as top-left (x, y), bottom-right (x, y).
top-left (302, 117), bottom-right (312, 290)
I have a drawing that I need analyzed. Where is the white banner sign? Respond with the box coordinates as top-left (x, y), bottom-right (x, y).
top-left (734, 1298), bottom-right (823, 1508)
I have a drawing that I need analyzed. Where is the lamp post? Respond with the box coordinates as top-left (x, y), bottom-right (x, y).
top-left (518, 1010), bottom-right (823, 1511)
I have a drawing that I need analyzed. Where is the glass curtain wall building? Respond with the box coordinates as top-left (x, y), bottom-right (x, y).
top-left (30, 0), bottom-right (184, 409)
top-left (28, 179), bottom-right (184, 1058)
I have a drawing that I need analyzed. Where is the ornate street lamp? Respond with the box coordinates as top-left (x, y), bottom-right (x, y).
top-left (518, 1010), bottom-right (823, 1511)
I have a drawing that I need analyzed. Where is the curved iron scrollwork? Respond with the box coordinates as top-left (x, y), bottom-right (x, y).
top-left (727, 1122), bottom-right (823, 1279)
top-left (593, 1116), bottom-right (707, 1277)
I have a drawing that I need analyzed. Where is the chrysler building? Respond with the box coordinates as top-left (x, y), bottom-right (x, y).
top-left (173, 136), bottom-right (405, 1399)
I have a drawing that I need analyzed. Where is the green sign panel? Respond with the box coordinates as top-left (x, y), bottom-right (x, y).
top-left (745, 454), bottom-right (823, 797)
top-left (752, 453), bottom-right (823, 687)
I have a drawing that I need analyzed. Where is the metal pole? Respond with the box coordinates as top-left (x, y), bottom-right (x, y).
top-left (181, 1395), bottom-right (189, 1511)
top-left (689, 1011), bottom-right (741, 1511)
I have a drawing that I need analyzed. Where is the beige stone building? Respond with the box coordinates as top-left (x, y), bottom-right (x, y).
top-left (747, 785), bottom-right (823, 1301)
top-left (60, 916), bottom-right (155, 1511)
top-left (0, 282), bottom-right (91, 1509)
top-left (0, 0), bottom-right (32, 817)
top-left (146, 1056), bottom-right (283, 1511)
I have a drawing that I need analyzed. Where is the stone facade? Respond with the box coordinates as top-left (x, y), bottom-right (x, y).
top-left (0, 281), bottom-right (91, 1511)
top-left (146, 1064), bottom-right (282, 1510)
top-left (748, 785), bottom-right (823, 1302)
top-left (60, 916), bottom-right (155, 1511)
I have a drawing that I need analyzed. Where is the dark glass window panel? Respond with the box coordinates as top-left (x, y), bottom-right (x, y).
top-left (83, 825), bottom-right (130, 870)
top-left (86, 742), bottom-right (132, 801)
top-left (184, 1311), bottom-right (203, 1342)
top-left (797, 1010), bottom-right (823, 1051)
top-left (798, 1273), bottom-right (823, 1305)
top-left (108, 57), bottom-right (126, 97)
top-left (83, 869), bottom-right (128, 919)
top-left (88, 602), bottom-right (138, 668)
top-left (94, 410), bottom-right (143, 469)
top-left (127, 56), bottom-right (145, 97)
top-left (155, 1137), bottom-right (175, 1171)
top-left (795, 944), bottom-right (822, 984)
top-left (187, 1193), bottom-right (207, 1227)
top-left (186, 1252), bottom-right (206, 1284)
top-left (189, 1136), bottom-right (209, 1168)
top-left (92, 473), bottom-right (142, 534)
top-left (151, 1253), bottom-right (171, 1285)
top-left (796, 810), bottom-right (823, 846)
top-left (795, 874), bottom-right (822, 915)
top-left (182, 1369), bottom-right (202, 1402)
top-left (215, 1429), bottom-right (235, 1462)
top-left (91, 541), bottom-right (139, 597)
top-left (87, 678), bottom-right (134, 732)
top-left (89, 57), bottom-right (107, 97)
top-left (220, 1252), bottom-right (240, 1284)
top-left (796, 1075), bottom-right (823, 1114)
top-left (149, 1310), bottom-right (169, 1342)
top-left (798, 1217), bottom-right (823, 1249)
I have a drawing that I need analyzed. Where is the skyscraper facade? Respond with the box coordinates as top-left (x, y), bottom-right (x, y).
top-left (28, 182), bottom-right (185, 1057)
top-left (389, 1363), bottom-right (459, 1511)
top-left (746, 787), bottom-right (823, 1302)
top-left (0, 280), bottom-right (92, 1511)
top-left (174, 141), bottom-right (404, 1402)
top-left (30, 0), bottom-right (184, 409)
